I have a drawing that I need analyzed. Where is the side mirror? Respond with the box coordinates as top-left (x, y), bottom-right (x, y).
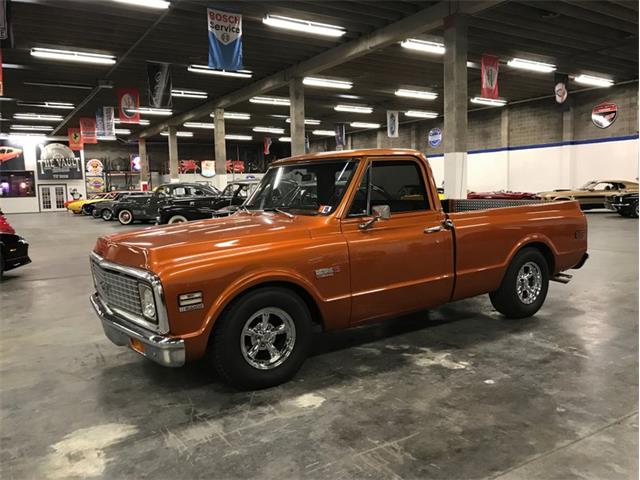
top-left (359, 204), bottom-right (391, 230)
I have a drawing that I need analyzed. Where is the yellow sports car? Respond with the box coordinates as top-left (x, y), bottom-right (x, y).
top-left (66, 192), bottom-right (119, 215)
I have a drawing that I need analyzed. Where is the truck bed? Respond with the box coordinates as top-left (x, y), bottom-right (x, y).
top-left (442, 198), bottom-right (543, 213)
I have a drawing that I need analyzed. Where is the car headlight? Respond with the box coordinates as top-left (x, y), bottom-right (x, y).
top-left (138, 284), bottom-right (157, 320)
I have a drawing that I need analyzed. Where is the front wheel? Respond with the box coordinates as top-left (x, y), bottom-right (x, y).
top-left (118, 209), bottom-right (134, 225)
top-left (168, 215), bottom-right (188, 224)
top-left (210, 287), bottom-right (313, 390)
top-left (101, 209), bottom-right (113, 221)
top-left (490, 248), bottom-right (549, 319)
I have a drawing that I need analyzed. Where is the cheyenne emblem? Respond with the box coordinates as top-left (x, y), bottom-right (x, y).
top-left (315, 266), bottom-right (340, 279)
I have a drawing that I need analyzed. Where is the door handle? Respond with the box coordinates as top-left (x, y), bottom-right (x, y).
top-left (424, 226), bottom-right (442, 234)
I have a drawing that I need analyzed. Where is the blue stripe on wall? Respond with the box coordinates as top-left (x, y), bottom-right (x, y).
top-left (426, 133), bottom-right (639, 159)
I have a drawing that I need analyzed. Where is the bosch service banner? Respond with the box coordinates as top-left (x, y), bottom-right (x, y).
top-left (481, 54), bottom-right (499, 99)
top-left (147, 62), bottom-right (172, 108)
top-left (116, 87), bottom-right (140, 124)
top-left (79, 117), bottom-right (97, 144)
top-left (207, 8), bottom-right (243, 71)
top-left (95, 106), bottom-right (115, 137)
top-left (334, 123), bottom-right (346, 149)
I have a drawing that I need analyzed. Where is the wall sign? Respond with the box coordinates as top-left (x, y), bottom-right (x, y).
top-left (37, 143), bottom-right (83, 180)
top-left (86, 176), bottom-right (105, 194)
top-left (428, 128), bottom-right (442, 147)
top-left (86, 158), bottom-right (104, 176)
top-left (591, 102), bottom-right (617, 129)
top-left (201, 160), bottom-right (216, 178)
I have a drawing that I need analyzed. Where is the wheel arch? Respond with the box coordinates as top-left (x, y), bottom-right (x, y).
top-left (507, 237), bottom-right (557, 275)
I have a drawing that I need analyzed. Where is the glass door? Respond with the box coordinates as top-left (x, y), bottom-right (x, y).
top-left (39, 185), bottom-right (68, 211)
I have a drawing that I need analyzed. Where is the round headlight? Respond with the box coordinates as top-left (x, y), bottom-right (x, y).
top-left (138, 284), bottom-right (156, 320)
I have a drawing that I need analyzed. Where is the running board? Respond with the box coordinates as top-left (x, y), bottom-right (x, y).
top-left (551, 272), bottom-right (573, 284)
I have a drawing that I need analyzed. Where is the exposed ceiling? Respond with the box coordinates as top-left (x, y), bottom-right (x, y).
top-left (1, 0), bottom-right (638, 145)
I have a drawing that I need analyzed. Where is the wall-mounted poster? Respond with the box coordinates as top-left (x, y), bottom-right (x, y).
top-left (428, 128), bottom-right (442, 147)
top-left (86, 158), bottom-right (104, 176)
top-left (36, 143), bottom-right (83, 180)
top-left (0, 139), bottom-right (26, 171)
top-left (201, 160), bottom-right (216, 178)
top-left (86, 176), bottom-right (105, 194)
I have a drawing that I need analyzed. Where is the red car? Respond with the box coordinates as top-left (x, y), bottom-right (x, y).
top-left (467, 190), bottom-right (539, 200)
top-left (226, 160), bottom-right (245, 173)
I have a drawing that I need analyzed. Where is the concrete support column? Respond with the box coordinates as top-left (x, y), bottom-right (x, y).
top-left (443, 15), bottom-right (468, 199)
top-left (289, 78), bottom-right (305, 156)
top-left (213, 108), bottom-right (227, 176)
top-left (167, 126), bottom-right (179, 182)
top-left (376, 130), bottom-right (384, 148)
top-left (410, 123), bottom-right (418, 150)
top-left (561, 106), bottom-right (575, 187)
top-left (501, 108), bottom-right (510, 190)
top-left (138, 138), bottom-right (149, 189)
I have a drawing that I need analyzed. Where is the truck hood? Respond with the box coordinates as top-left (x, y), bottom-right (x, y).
top-left (94, 212), bottom-right (314, 272)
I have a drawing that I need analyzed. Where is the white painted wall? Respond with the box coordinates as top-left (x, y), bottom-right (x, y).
top-left (428, 137), bottom-right (638, 195)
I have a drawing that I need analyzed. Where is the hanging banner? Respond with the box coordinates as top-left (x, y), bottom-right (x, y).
top-left (304, 135), bottom-right (310, 153)
top-left (94, 107), bottom-right (115, 136)
top-left (79, 117), bottom-right (97, 144)
top-left (68, 128), bottom-right (83, 150)
top-left (263, 136), bottom-right (272, 155)
top-left (554, 73), bottom-right (569, 105)
top-left (0, 0), bottom-right (7, 41)
top-left (591, 102), bottom-right (617, 129)
top-left (147, 62), bottom-right (172, 108)
top-left (334, 123), bottom-right (346, 149)
top-left (116, 87), bottom-right (140, 124)
top-left (387, 110), bottom-right (399, 138)
top-left (481, 54), bottom-right (499, 99)
top-left (0, 48), bottom-right (4, 97)
top-left (428, 128), bottom-right (442, 147)
top-left (207, 8), bottom-right (243, 71)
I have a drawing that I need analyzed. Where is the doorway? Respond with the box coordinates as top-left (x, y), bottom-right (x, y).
top-left (39, 184), bottom-right (67, 211)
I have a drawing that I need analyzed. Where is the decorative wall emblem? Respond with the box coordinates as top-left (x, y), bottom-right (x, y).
top-left (591, 102), bottom-right (618, 129)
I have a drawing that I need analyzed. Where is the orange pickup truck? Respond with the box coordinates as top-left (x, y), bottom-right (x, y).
top-left (90, 149), bottom-right (588, 389)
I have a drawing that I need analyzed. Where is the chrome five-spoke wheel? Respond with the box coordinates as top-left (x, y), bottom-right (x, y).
top-left (241, 307), bottom-right (296, 370)
top-left (516, 261), bottom-right (542, 304)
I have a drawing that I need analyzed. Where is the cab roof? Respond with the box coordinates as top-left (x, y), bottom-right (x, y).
top-left (271, 148), bottom-right (425, 166)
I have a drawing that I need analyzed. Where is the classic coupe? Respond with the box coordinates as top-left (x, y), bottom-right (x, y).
top-left (605, 192), bottom-right (639, 218)
top-left (0, 210), bottom-right (31, 279)
top-left (90, 148), bottom-right (588, 390)
top-left (92, 191), bottom-right (148, 221)
top-left (538, 179), bottom-right (638, 210)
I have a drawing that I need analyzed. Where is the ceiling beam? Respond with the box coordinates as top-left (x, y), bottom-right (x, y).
top-left (136, 0), bottom-right (504, 139)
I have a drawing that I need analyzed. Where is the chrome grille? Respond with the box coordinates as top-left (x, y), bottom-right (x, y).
top-left (91, 260), bottom-right (143, 317)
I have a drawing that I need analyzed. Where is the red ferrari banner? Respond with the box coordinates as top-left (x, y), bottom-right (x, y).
top-left (481, 54), bottom-right (499, 99)
top-left (68, 128), bottom-right (83, 150)
top-left (116, 87), bottom-right (140, 124)
top-left (263, 136), bottom-right (272, 155)
top-left (79, 117), bottom-right (97, 144)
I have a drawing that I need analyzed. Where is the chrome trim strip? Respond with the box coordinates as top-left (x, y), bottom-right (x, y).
top-left (90, 252), bottom-right (170, 334)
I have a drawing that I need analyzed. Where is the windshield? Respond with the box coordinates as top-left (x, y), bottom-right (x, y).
top-left (244, 159), bottom-right (359, 215)
top-left (581, 181), bottom-right (598, 189)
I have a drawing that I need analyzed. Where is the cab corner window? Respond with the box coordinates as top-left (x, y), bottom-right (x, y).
top-left (348, 160), bottom-right (429, 216)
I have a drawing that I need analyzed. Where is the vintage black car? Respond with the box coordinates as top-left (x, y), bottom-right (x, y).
top-left (605, 192), bottom-right (639, 218)
top-left (157, 180), bottom-right (259, 224)
top-left (91, 191), bottom-right (148, 220)
top-left (0, 210), bottom-right (31, 279)
top-left (114, 183), bottom-right (220, 225)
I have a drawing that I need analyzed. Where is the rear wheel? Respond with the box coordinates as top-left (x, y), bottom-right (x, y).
top-left (82, 205), bottom-right (92, 216)
top-left (101, 209), bottom-right (113, 221)
top-left (210, 287), bottom-right (313, 390)
top-left (168, 215), bottom-right (188, 224)
top-left (490, 248), bottom-right (549, 319)
top-left (118, 209), bottom-right (134, 225)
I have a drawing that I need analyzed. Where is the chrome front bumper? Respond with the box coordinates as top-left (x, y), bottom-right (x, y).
top-left (90, 293), bottom-right (185, 367)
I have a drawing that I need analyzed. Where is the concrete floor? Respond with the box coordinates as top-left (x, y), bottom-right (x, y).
top-left (0, 211), bottom-right (637, 479)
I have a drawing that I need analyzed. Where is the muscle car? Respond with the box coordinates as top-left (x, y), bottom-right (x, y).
top-left (538, 180), bottom-right (638, 210)
top-left (468, 190), bottom-right (539, 200)
top-left (0, 210), bottom-right (31, 279)
top-left (90, 148), bottom-right (588, 389)
top-left (67, 192), bottom-right (119, 215)
top-left (157, 180), bottom-right (259, 224)
top-left (605, 192), bottom-right (639, 218)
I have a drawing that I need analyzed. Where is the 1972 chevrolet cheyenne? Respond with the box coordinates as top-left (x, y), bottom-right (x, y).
top-left (90, 149), bottom-right (588, 389)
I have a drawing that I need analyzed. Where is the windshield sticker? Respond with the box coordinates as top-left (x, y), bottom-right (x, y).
top-left (318, 205), bottom-right (332, 214)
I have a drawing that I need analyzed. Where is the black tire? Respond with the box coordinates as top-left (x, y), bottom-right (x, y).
top-left (211, 287), bottom-right (313, 390)
top-left (101, 209), bottom-right (113, 221)
top-left (632, 203), bottom-right (639, 219)
top-left (489, 248), bottom-right (550, 319)
top-left (118, 209), bottom-right (134, 225)
top-left (82, 205), bottom-right (92, 216)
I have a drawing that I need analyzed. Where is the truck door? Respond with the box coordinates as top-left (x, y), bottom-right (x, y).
top-left (341, 157), bottom-right (455, 324)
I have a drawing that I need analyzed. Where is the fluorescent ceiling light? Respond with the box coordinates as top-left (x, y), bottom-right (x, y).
top-left (115, 118), bottom-right (150, 125)
top-left (114, 128), bottom-right (131, 135)
top-left (253, 126), bottom-right (285, 134)
top-left (171, 89), bottom-right (207, 99)
top-left (334, 104), bottom-right (372, 114)
top-left (395, 88), bottom-right (438, 100)
top-left (187, 64), bottom-right (253, 78)
top-left (8, 133), bottom-right (46, 138)
top-left (209, 112), bottom-right (251, 120)
top-left (400, 39), bottom-right (445, 55)
top-left (160, 131), bottom-right (193, 137)
top-left (279, 137), bottom-right (291, 142)
top-left (249, 96), bottom-right (290, 106)
top-left (338, 94), bottom-right (361, 99)
top-left (507, 58), bottom-right (556, 73)
top-left (131, 107), bottom-right (172, 116)
top-left (97, 136), bottom-right (117, 141)
top-left (405, 110), bottom-right (438, 119)
top-left (303, 77), bottom-right (352, 89)
top-left (184, 122), bottom-right (215, 129)
top-left (285, 117), bottom-right (321, 125)
top-left (470, 97), bottom-right (507, 107)
top-left (14, 113), bottom-right (63, 122)
top-left (10, 125), bottom-right (54, 131)
top-left (23, 81), bottom-right (93, 90)
top-left (263, 14), bottom-right (345, 37)
top-left (574, 74), bottom-right (613, 87)
top-left (16, 101), bottom-right (74, 110)
top-left (112, 0), bottom-right (170, 9)
top-left (225, 134), bottom-right (253, 141)
top-left (349, 122), bottom-right (380, 129)
top-left (31, 47), bottom-right (116, 65)
top-left (312, 130), bottom-right (335, 136)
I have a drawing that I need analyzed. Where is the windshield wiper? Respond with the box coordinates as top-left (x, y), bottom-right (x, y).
top-left (263, 207), bottom-right (295, 218)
